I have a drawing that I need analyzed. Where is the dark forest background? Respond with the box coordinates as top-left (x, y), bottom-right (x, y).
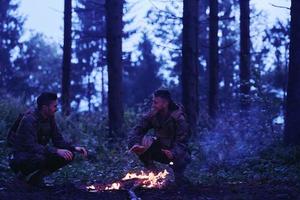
top-left (1, 0), bottom-right (300, 188)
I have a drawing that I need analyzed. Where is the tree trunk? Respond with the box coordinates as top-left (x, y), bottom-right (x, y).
top-left (100, 38), bottom-right (106, 114)
top-left (101, 65), bottom-right (106, 113)
top-left (284, 0), bottom-right (300, 145)
top-left (239, 0), bottom-right (251, 109)
top-left (105, 0), bottom-right (124, 136)
top-left (62, 0), bottom-right (72, 115)
top-left (208, 0), bottom-right (219, 119)
top-left (182, 0), bottom-right (199, 134)
top-left (87, 75), bottom-right (92, 112)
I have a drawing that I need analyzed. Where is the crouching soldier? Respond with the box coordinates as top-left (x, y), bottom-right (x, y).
top-left (128, 89), bottom-right (191, 185)
top-left (9, 92), bottom-right (88, 187)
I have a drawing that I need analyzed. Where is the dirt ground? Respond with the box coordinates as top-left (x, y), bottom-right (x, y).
top-left (0, 181), bottom-right (299, 200)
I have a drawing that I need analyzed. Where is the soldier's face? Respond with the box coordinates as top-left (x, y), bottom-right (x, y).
top-left (43, 100), bottom-right (58, 117)
top-left (152, 97), bottom-right (168, 112)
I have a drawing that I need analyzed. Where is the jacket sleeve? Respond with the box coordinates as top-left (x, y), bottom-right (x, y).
top-left (170, 113), bottom-right (191, 158)
top-left (128, 113), bottom-right (153, 149)
top-left (16, 116), bottom-right (57, 155)
top-left (51, 119), bottom-right (76, 152)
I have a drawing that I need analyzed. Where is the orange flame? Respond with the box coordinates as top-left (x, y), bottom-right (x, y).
top-left (122, 169), bottom-right (169, 189)
top-left (86, 169), bottom-right (169, 191)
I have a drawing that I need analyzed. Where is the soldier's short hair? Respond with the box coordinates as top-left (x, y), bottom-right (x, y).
top-left (154, 89), bottom-right (178, 111)
top-left (154, 89), bottom-right (172, 102)
top-left (37, 92), bottom-right (58, 110)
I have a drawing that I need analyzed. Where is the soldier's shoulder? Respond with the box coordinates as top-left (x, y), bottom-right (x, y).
top-left (21, 109), bottom-right (38, 123)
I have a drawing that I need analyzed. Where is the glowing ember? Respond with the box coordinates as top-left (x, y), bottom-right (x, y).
top-left (86, 185), bottom-right (97, 192)
top-left (86, 169), bottom-right (170, 192)
top-left (86, 185), bottom-right (95, 190)
top-left (105, 182), bottom-right (121, 190)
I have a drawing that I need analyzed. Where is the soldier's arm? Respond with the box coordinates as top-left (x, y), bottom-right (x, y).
top-left (128, 113), bottom-right (153, 149)
top-left (51, 119), bottom-right (76, 152)
top-left (170, 114), bottom-right (191, 158)
top-left (16, 116), bottom-right (57, 155)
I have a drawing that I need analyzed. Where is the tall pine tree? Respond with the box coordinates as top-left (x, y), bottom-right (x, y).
top-left (74, 0), bottom-right (106, 111)
top-left (0, 0), bottom-right (23, 93)
top-left (124, 34), bottom-right (163, 106)
top-left (239, 0), bottom-right (251, 109)
top-left (208, 0), bottom-right (219, 118)
top-left (106, 0), bottom-right (124, 136)
top-left (284, 0), bottom-right (300, 145)
top-left (182, 0), bottom-right (200, 134)
top-left (62, 0), bottom-right (72, 115)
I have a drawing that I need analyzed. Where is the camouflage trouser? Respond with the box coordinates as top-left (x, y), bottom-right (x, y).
top-left (9, 152), bottom-right (73, 176)
top-left (139, 139), bottom-right (191, 176)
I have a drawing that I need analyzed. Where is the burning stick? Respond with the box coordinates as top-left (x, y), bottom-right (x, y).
top-left (128, 184), bottom-right (141, 200)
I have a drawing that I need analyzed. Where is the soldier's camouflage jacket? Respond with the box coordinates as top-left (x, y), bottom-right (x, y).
top-left (128, 104), bottom-right (191, 160)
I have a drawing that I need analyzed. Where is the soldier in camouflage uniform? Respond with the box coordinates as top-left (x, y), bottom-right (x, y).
top-left (128, 89), bottom-right (191, 184)
top-left (9, 92), bottom-right (88, 187)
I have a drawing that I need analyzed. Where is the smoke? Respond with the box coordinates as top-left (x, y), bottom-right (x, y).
top-left (199, 106), bottom-right (283, 166)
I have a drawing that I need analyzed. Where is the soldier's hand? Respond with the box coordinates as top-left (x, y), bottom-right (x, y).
top-left (162, 149), bottom-right (173, 160)
top-left (57, 149), bottom-right (73, 161)
top-left (129, 144), bottom-right (146, 155)
top-left (142, 136), bottom-right (154, 149)
top-left (75, 146), bottom-right (88, 158)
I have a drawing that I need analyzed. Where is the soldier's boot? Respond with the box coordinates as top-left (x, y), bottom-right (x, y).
top-left (26, 170), bottom-right (51, 187)
top-left (10, 171), bottom-right (33, 191)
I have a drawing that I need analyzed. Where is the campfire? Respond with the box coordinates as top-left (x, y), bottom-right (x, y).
top-left (86, 169), bottom-right (170, 192)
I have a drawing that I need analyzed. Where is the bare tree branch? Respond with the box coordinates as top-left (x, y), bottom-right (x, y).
top-left (148, 0), bottom-right (182, 20)
top-left (270, 3), bottom-right (290, 10)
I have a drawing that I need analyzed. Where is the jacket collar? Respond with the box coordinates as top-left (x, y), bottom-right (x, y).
top-left (34, 109), bottom-right (50, 122)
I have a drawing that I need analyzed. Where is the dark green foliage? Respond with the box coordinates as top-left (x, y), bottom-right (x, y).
top-left (218, 0), bottom-right (239, 102)
top-left (264, 20), bottom-right (290, 91)
top-left (0, 0), bottom-right (24, 92)
top-left (0, 98), bottom-right (26, 182)
top-left (124, 34), bottom-right (163, 106)
top-left (13, 33), bottom-right (62, 98)
top-left (73, 0), bottom-right (106, 111)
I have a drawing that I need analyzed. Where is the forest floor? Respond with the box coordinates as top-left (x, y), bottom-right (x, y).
top-left (1, 99), bottom-right (300, 199)
top-left (0, 180), bottom-right (300, 200)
